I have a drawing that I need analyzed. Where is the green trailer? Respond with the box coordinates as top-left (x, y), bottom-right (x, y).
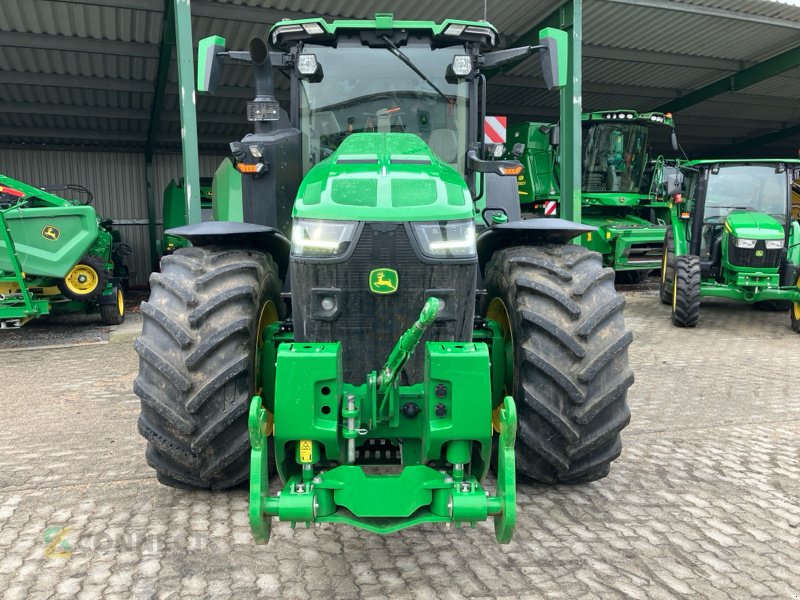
top-left (508, 109), bottom-right (680, 282)
top-left (134, 13), bottom-right (633, 544)
top-left (660, 159), bottom-right (800, 330)
top-left (0, 174), bottom-right (127, 327)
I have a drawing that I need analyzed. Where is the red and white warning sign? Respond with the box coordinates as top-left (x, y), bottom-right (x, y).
top-left (544, 201), bottom-right (558, 216)
top-left (484, 116), bottom-right (507, 144)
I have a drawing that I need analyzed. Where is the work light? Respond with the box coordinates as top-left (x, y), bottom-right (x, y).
top-left (297, 54), bottom-right (319, 75)
top-left (451, 55), bottom-right (473, 77)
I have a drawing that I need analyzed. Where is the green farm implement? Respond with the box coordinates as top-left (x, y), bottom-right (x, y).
top-left (508, 109), bottom-right (680, 282)
top-left (660, 159), bottom-right (800, 330)
top-left (134, 14), bottom-right (633, 544)
top-left (158, 160), bottom-right (242, 257)
top-left (0, 174), bottom-right (127, 327)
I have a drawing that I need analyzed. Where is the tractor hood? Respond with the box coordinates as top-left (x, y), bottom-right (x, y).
top-left (293, 133), bottom-right (473, 222)
top-left (725, 210), bottom-right (785, 240)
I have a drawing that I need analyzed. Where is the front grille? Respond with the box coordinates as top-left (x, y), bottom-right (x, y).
top-left (727, 237), bottom-right (782, 269)
top-left (291, 222), bottom-right (477, 383)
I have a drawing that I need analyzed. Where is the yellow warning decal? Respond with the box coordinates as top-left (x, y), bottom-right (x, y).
top-left (299, 440), bottom-right (313, 463)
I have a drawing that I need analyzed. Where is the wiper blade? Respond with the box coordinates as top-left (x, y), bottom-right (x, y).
top-left (381, 35), bottom-right (450, 104)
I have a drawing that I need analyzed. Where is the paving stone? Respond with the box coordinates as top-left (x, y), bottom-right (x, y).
top-left (0, 296), bottom-right (799, 599)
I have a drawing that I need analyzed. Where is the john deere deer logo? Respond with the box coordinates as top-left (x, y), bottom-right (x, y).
top-left (369, 268), bottom-right (398, 294)
top-left (42, 225), bottom-right (60, 241)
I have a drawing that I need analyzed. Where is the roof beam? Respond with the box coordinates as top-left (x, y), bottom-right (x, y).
top-left (654, 46), bottom-right (800, 113)
top-left (715, 123), bottom-right (800, 155)
top-left (44, 0), bottom-right (163, 12)
top-left (492, 74), bottom-right (679, 100)
top-left (0, 127), bottom-right (241, 147)
top-left (599, 0), bottom-right (800, 30)
top-left (0, 102), bottom-right (248, 125)
top-left (0, 31), bottom-right (158, 59)
top-left (145, 0), bottom-right (175, 161)
top-left (0, 71), bottom-right (152, 93)
top-left (583, 44), bottom-right (740, 72)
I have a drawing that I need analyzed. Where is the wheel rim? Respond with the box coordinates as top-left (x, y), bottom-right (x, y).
top-left (794, 276), bottom-right (800, 321)
top-left (65, 264), bottom-right (99, 295)
top-left (486, 297), bottom-right (513, 433)
top-left (117, 288), bottom-right (124, 316)
top-left (256, 300), bottom-right (279, 346)
top-left (672, 275), bottom-right (678, 312)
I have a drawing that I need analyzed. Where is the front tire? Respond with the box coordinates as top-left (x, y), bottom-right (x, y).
top-left (659, 228), bottom-right (675, 305)
top-left (671, 255), bottom-right (701, 327)
top-left (483, 245), bottom-right (633, 484)
top-left (134, 246), bottom-right (282, 489)
top-left (99, 285), bottom-right (125, 325)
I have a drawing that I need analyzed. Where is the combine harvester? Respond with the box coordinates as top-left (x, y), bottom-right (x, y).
top-left (0, 174), bottom-right (127, 328)
top-left (508, 110), bottom-right (681, 283)
top-left (134, 13), bottom-right (634, 543)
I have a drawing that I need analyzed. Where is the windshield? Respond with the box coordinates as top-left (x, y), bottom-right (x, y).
top-left (299, 42), bottom-right (469, 174)
top-left (582, 123), bottom-right (649, 193)
top-left (704, 165), bottom-right (788, 224)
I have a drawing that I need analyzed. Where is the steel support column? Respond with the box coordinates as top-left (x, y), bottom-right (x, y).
top-left (557, 1), bottom-right (582, 224)
top-left (174, 0), bottom-right (201, 226)
top-left (491, 1), bottom-right (582, 223)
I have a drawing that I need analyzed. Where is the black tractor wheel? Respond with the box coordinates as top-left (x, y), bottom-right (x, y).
top-left (58, 255), bottom-right (108, 301)
top-left (483, 245), bottom-right (633, 484)
top-left (659, 228), bottom-right (675, 305)
top-left (671, 255), bottom-right (701, 327)
top-left (754, 300), bottom-right (792, 311)
top-left (99, 285), bottom-right (125, 325)
top-left (615, 270), bottom-right (650, 285)
top-left (792, 302), bottom-right (800, 333)
top-left (134, 246), bottom-right (282, 489)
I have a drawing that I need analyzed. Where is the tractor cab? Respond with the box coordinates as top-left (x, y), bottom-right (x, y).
top-left (682, 161), bottom-right (799, 280)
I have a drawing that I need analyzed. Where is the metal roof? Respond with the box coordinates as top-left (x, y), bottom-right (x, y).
top-left (1, 0), bottom-right (800, 156)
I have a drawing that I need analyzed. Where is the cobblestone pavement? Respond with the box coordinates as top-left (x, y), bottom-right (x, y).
top-left (0, 295), bottom-right (798, 599)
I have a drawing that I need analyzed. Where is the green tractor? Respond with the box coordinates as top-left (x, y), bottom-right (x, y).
top-left (134, 14), bottom-right (633, 544)
top-left (158, 160), bottom-right (243, 257)
top-left (0, 174), bottom-right (127, 328)
top-left (508, 110), bottom-right (680, 283)
top-left (660, 159), bottom-right (800, 330)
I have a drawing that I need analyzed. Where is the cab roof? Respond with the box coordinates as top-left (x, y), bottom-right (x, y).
top-left (269, 13), bottom-right (499, 51)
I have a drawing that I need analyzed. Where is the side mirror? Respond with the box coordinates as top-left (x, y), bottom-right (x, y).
top-left (548, 124), bottom-right (560, 146)
top-left (538, 27), bottom-right (568, 89)
top-left (671, 130), bottom-right (679, 152)
top-left (198, 35), bottom-right (227, 94)
top-left (468, 149), bottom-right (524, 177)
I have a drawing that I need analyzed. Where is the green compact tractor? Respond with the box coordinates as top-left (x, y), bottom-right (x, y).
top-left (134, 14), bottom-right (633, 544)
top-left (158, 161), bottom-right (243, 257)
top-left (0, 174), bottom-right (127, 327)
top-left (660, 159), bottom-right (800, 330)
top-left (509, 110), bottom-right (680, 283)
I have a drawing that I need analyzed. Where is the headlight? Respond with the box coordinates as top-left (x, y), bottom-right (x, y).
top-left (734, 238), bottom-right (756, 249)
top-left (291, 219), bottom-right (358, 257)
top-left (411, 220), bottom-right (476, 258)
top-left (765, 239), bottom-right (784, 250)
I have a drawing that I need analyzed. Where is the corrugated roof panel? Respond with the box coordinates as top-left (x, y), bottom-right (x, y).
top-left (583, 1), bottom-right (800, 61)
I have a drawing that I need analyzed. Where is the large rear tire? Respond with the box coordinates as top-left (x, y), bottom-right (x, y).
top-left (671, 255), bottom-right (701, 327)
top-left (483, 245), bottom-right (633, 484)
top-left (659, 228), bottom-right (675, 305)
top-left (134, 246), bottom-right (282, 489)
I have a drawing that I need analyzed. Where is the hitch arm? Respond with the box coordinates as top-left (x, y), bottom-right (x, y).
top-left (376, 297), bottom-right (440, 396)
